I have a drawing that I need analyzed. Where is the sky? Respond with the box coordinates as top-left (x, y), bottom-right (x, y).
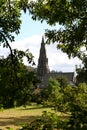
top-left (0, 12), bottom-right (82, 72)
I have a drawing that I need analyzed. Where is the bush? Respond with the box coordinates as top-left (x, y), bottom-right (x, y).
top-left (20, 111), bottom-right (68, 130)
top-left (20, 83), bottom-right (87, 130)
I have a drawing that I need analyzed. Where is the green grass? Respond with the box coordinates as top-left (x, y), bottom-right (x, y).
top-left (0, 104), bottom-right (55, 130)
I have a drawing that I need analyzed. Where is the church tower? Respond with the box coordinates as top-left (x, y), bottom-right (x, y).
top-left (37, 37), bottom-right (50, 88)
top-left (37, 36), bottom-right (50, 76)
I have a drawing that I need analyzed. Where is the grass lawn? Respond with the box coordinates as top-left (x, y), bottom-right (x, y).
top-left (0, 104), bottom-right (57, 130)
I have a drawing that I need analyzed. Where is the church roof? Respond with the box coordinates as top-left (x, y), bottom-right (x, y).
top-left (51, 72), bottom-right (74, 82)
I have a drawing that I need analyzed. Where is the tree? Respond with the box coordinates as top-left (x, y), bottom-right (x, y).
top-left (42, 78), bottom-right (63, 111)
top-left (0, 0), bottom-right (33, 64)
top-left (66, 83), bottom-right (87, 129)
top-left (20, 81), bottom-right (87, 130)
top-left (76, 55), bottom-right (87, 84)
top-left (29, 0), bottom-right (87, 58)
top-left (0, 0), bottom-right (39, 108)
top-left (0, 49), bottom-right (37, 108)
top-left (56, 75), bottom-right (68, 90)
top-left (0, 0), bottom-right (29, 43)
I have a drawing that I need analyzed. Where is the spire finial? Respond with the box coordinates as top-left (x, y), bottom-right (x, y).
top-left (41, 35), bottom-right (44, 45)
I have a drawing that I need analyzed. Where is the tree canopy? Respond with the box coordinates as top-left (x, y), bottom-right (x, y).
top-left (0, 0), bottom-right (35, 82)
top-left (0, 0), bottom-right (37, 108)
top-left (0, 0), bottom-right (30, 50)
top-left (1, 0), bottom-right (86, 59)
top-left (29, 0), bottom-right (87, 58)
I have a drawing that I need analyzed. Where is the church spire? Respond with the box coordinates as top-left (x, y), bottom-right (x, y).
top-left (37, 37), bottom-right (50, 76)
top-left (40, 36), bottom-right (47, 59)
top-left (42, 36), bottom-right (44, 44)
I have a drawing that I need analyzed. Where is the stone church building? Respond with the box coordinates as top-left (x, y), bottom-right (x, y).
top-left (37, 37), bottom-right (75, 88)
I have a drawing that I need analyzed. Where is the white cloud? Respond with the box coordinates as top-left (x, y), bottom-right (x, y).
top-left (0, 34), bottom-right (82, 72)
top-left (46, 44), bottom-right (82, 72)
top-left (11, 34), bottom-right (42, 64)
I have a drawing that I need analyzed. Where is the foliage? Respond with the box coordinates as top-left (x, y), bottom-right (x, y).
top-left (31, 87), bottom-right (48, 104)
top-left (41, 78), bottom-right (87, 129)
top-left (76, 55), bottom-right (87, 84)
top-left (56, 75), bottom-right (68, 89)
top-left (31, 88), bottom-right (42, 104)
top-left (0, 0), bottom-right (30, 44)
top-left (46, 78), bottom-right (60, 95)
top-left (63, 83), bottom-right (87, 129)
top-left (0, 0), bottom-right (34, 76)
top-left (0, 49), bottom-right (37, 108)
top-left (42, 78), bottom-right (61, 108)
top-left (29, 0), bottom-right (87, 58)
top-left (20, 111), bottom-right (67, 130)
top-left (0, 0), bottom-right (40, 108)
top-left (0, 0), bottom-right (46, 109)
top-left (0, 0), bottom-right (20, 44)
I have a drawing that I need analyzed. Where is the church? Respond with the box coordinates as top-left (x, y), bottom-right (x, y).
top-left (37, 37), bottom-right (75, 88)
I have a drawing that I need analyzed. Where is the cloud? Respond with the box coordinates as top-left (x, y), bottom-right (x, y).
top-left (0, 34), bottom-right (82, 72)
top-left (11, 34), bottom-right (42, 64)
top-left (46, 44), bottom-right (82, 72)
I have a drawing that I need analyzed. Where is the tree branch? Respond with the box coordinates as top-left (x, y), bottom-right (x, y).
top-left (0, 31), bottom-right (20, 88)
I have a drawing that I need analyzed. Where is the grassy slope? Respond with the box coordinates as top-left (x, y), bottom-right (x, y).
top-left (0, 105), bottom-right (55, 130)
